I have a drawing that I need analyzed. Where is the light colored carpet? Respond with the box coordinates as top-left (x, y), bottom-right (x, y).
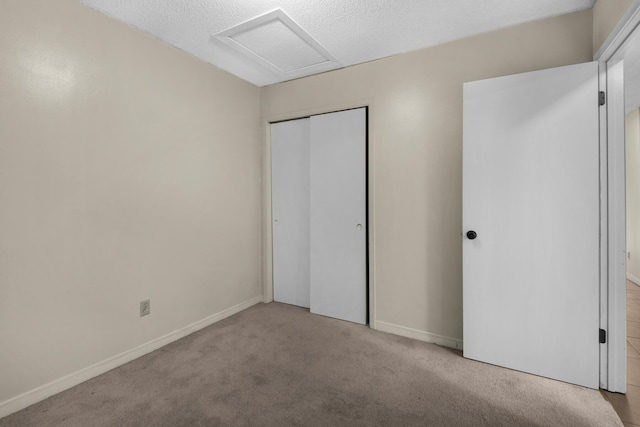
top-left (0, 302), bottom-right (623, 426)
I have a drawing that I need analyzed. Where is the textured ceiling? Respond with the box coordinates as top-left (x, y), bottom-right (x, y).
top-left (79, 0), bottom-right (595, 87)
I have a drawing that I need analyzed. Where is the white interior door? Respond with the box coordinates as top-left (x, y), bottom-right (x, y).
top-left (271, 118), bottom-right (311, 308)
top-left (310, 108), bottom-right (367, 324)
top-left (463, 62), bottom-right (600, 388)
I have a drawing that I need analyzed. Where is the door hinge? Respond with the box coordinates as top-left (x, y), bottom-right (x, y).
top-left (599, 91), bottom-right (606, 106)
top-left (599, 328), bottom-right (606, 344)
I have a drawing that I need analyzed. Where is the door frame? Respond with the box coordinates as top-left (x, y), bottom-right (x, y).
top-left (595, 0), bottom-right (640, 393)
top-left (262, 102), bottom-right (374, 325)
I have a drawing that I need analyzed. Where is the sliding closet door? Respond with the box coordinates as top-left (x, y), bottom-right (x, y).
top-left (271, 118), bottom-right (311, 308)
top-left (310, 108), bottom-right (367, 324)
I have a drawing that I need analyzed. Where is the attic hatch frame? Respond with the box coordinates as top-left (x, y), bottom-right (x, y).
top-left (212, 9), bottom-right (342, 81)
top-left (595, 0), bottom-right (640, 393)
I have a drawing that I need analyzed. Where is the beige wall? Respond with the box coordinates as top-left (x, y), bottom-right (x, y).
top-left (593, 0), bottom-right (633, 55)
top-left (0, 0), bottom-right (262, 407)
top-left (261, 10), bottom-right (593, 345)
top-left (627, 109), bottom-right (640, 282)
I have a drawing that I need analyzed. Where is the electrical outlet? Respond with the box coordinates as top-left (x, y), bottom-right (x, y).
top-left (140, 299), bottom-right (150, 317)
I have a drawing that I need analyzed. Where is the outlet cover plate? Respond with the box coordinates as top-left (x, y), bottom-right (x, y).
top-left (140, 299), bottom-right (150, 317)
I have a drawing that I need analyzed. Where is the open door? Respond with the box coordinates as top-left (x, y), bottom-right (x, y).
top-left (463, 62), bottom-right (601, 388)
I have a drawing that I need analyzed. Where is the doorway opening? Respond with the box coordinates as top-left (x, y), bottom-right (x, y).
top-left (596, 0), bottom-right (640, 397)
top-left (621, 20), bottom-right (640, 395)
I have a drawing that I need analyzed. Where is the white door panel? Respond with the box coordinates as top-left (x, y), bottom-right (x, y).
top-left (271, 118), bottom-right (311, 308)
top-left (463, 62), bottom-right (600, 388)
top-left (310, 108), bottom-right (367, 324)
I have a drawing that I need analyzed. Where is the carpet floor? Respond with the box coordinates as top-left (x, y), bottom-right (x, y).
top-left (0, 302), bottom-right (623, 426)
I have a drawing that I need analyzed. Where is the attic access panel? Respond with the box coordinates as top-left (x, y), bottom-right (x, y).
top-left (213, 9), bottom-right (341, 79)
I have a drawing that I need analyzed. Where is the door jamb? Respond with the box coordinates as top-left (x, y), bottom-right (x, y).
top-left (598, 61), bottom-right (610, 390)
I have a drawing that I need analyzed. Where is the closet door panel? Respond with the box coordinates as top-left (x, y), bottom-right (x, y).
top-left (271, 118), bottom-right (311, 308)
top-left (310, 108), bottom-right (367, 324)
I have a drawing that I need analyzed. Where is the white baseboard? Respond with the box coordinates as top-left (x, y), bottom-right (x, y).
top-left (0, 296), bottom-right (262, 419)
top-left (374, 321), bottom-right (463, 350)
top-left (628, 273), bottom-right (640, 287)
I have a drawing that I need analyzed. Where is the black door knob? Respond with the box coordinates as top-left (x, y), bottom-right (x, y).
top-left (466, 230), bottom-right (477, 240)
